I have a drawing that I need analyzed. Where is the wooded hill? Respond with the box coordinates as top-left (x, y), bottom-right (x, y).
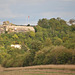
top-left (0, 18), bottom-right (75, 67)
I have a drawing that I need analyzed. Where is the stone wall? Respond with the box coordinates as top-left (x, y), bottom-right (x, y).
top-left (0, 25), bottom-right (5, 34)
top-left (0, 21), bottom-right (35, 34)
top-left (5, 25), bottom-right (35, 33)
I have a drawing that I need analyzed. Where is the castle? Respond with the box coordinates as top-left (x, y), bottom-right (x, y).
top-left (0, 21), bottom-right (35, 34)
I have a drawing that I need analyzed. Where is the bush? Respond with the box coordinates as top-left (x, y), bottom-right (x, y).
top-left (44, 46), bottom-right (75, 64)
top-left (34, 46), bottom-right (54, 65)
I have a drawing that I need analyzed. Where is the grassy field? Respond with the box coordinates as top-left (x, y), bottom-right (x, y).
top-left (0, 65), bottom-right (75, 75)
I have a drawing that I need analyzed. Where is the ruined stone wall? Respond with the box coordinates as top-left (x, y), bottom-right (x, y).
top-left (6, 26), bottom-right (35, 33)
top-left (0, 21), bottom-right (35, 34)
top-left (0, 25), bottom-right (5, 34)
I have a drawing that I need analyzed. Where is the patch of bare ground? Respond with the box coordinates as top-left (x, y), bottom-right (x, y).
top-left (0, 65), bottom-right (4, 71)
top-left (0, 65), bottom-right (75, 75)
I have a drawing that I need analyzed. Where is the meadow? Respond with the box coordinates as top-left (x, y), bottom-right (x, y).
top-left (0, 65), bottom-right (75, 75)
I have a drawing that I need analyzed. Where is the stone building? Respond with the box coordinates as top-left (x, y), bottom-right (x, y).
top-left (0, 21), bottom-right (35, 34)
top-left (0, 25), bottom-right (5, 34)
top-left (11, 44), bottom-right (21, 49)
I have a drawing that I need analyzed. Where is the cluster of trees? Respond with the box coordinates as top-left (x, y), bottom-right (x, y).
top-left (0, 18), bottom-right (75, 67)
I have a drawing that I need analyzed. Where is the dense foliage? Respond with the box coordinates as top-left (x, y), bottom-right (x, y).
top-left (0, 18), bottom-right (75, 67)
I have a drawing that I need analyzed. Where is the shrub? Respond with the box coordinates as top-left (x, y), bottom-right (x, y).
top-left (44, 46), bottom-right (75, 64)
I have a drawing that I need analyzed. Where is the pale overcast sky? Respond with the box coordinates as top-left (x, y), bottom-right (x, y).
top-left (0, 0), bottom-right (75, 25)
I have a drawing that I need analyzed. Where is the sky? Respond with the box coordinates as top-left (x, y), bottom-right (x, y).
top-left (0, 0), bottom-right (75, 25)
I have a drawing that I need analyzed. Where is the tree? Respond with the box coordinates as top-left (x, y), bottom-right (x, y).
top-left (23, 52), bottom-right (33, 66)
top-left (57, 17), bottom-right (61, 21)
top-left (71, 25), bottom-right (75, 31)
top-left (27, 24), bottom-right (30, 26)
top-left (44, 38), bottom-right (52, 46)
top-left (34, 51), bottom-right (45, 65)
top-left (38, 18), bottom-right (49, 28)
top-left (69, 19), bottom-right (75, 24)
top-left (29, 31), bottom-right (35, 38)
top-left (59, 19), bottom-right (67, 25)
top-left (31, 40), bottom-right (43, 51)
top-left (54, 37), bottom-right (63, 46)
top-left (12, 34), bottom-right (18, 39)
